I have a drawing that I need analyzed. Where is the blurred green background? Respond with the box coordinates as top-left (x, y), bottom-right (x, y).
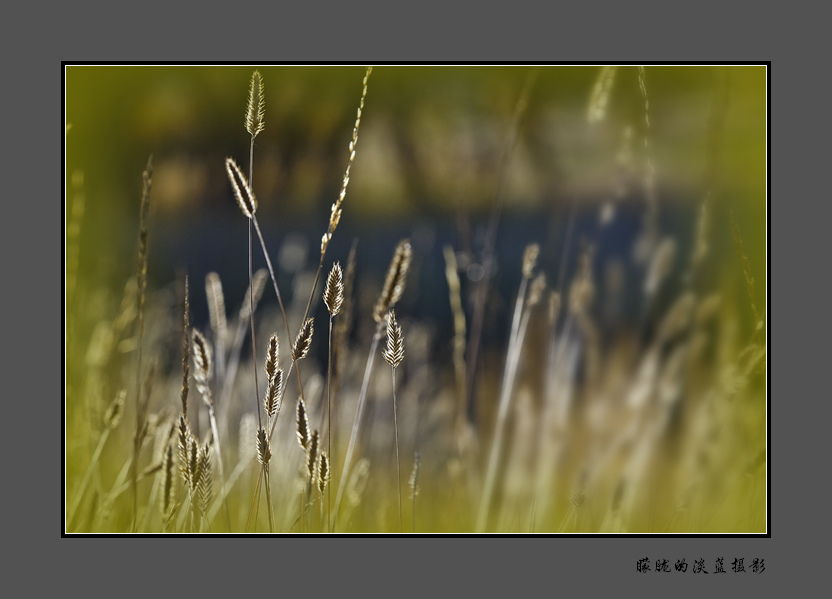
top-left (65, 65), bottom-right (766, 308)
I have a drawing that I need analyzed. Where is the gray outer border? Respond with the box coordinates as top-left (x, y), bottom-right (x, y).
top-left (46, 2), bottom-right (789, 597)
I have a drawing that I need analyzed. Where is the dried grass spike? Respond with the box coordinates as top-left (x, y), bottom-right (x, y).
top-left (307, 429), bottom-right (320, 479)
top-left (180, 276), bottom-right (190, 417)
top-left (522, 243), bottom-right (540, 279)
top-left (245, 70), bottom-right (265, 138)
top-left (265, 333), bottom-right (279, 381)
top-left (104, 389), bottom-right (126, 429)
top-left (317, 451), bottom-right (330, 494)
top-left (191, 329), bottom-right (213, 403)
top-left (324, 262), bottom-right (344, 317)
top-left (177, 415), bottom-right (192, 485)
top-left (296, 397), bottom-right (310, 451)
top-left (383, 310), bottom-right (404, 368)
top-left (327, 66), bottom-right (373, 237)
top-left (292, 318), bottom-right (314, 361)
top-left (188, 437), bottom-right (200, 491)
top-left (256, 426), bottom-right (271, 466)
top-left (373, 239), bottom-right (413, 323)
top-left (225, 157), bottom-right (257, 218)
top-left (264, 368), bottom-right (282, 419)
top-left (528, 273), bottom-right (546, 307)
top-left (196, 444), bottom-right (213, 515)
top-left (160, 444), bottom-right (175, 518)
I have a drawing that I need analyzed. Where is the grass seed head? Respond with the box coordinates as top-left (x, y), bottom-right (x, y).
top-left (245, 70), bottom-right (265, 139)
top-left (383, 310), bottom-right (404, 368)
top-left (225, 157), bottom-right (257, 218)
top-left (324, 261), bottom-right (344, 317)
top-left (317, 451), bottom-right (330, 494)
top-left (104, 389), bottom-right (126, 429)
top-left (256, 426), bottom-right (271, 466)
top-left (292, 318), bottom-right (314, 361)
top-left (160, 444), bottom-right (175, 519)
top-left (264, 368), bottom-right (282, 419)
top-left (296, 397), bottom-right (310, 451)
top-left (528, 273), bottom-right (547, 307)
top-left (373, 239), bottom-right (412, 323)
top-left (265, 333), bottom-right (279, 381)
top-left (522, 243), bottom-right (540, 280)
top-left (191, 329), bottom-right (213, 404)
top-left (307, 429), bottom-right (320, 479)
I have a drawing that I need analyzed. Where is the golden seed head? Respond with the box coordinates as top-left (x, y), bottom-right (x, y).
top-left (191, 329), bottom-right (213, 401)
top-left (324, 262), bottom-right (344, 317)
top-left (160, 444), bottom-right (175, 518)
top-left (225, 157), bottom-right (257, 218)
top-left (246, 70), bottom-right (265, 138)
top-left (317, 451), bottom-right (330, 494)
top-left (382, 310), bottom-right (404, 368)
top-left (307, 430), bottom-right (320, 479)
top-left (256, 426), bottom-right (271, 466)
top-left (265, 333), bottom-right (279, 381)
top-left (296, 397), bottom-right (310, 451)
top-left (264, 368), bottom-right (282, 419)
top-left (292, 318), bottom-right (314, 361)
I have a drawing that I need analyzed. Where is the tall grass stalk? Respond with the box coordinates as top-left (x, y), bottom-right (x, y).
top-left (476, 255), bottom-right (544, 532)
top-left (242, 68), bottom-right (371, 531)
top-left (383, 310), bottom-right (405, 531)
top-left (323, 262), bottom-right (343, 531)
top-left (131, 156), bottom-right (153, 532)
top-left (333, 238), bottom-right (411, 530)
